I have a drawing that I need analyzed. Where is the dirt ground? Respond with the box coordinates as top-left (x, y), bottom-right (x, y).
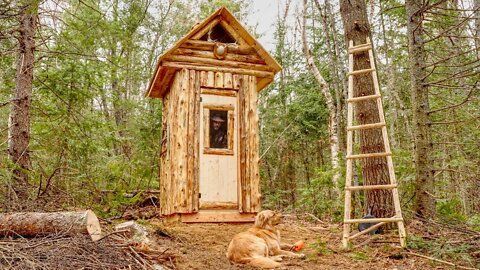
top-left (149, 216), bottom-right (447, 270)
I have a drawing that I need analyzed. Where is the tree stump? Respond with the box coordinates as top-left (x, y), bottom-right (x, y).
top-left (0, 210), bottom-right (102, 241)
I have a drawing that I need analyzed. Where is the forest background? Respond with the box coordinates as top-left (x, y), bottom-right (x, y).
top-left (1, 0), bottom-right (479, 235)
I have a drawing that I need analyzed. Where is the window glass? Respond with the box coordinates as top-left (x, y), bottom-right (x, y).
top-left (209, 110), bottom-right (228, 149)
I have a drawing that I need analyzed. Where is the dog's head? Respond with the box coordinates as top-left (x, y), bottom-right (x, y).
top-left (254, 210), bottom-right (283, 229)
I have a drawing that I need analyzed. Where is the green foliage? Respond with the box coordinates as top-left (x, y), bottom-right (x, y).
top-left (298, 166), bottom-right (342, 220)
top-left (1, 0), bottom-right (479, 233)
top-left (350, 251), bottom-right (369, 261)
top-left (407, 234), bottom-right (433, 251)
top-left (199, 0), bottom-right (249, 18)
top-left (437, 197), bottom-right (467, 224)
top-left (466, 215), bottom-right (480, 232)
top-left (408, 232), bottom-right (477, 268)
top-left (308, 239), bottom-right (333, 256)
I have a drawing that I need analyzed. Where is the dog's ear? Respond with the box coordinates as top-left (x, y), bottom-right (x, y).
top-left (255, 210), bottom-right (274, 228)
top-left (255, 211), bottom-right (267, 228)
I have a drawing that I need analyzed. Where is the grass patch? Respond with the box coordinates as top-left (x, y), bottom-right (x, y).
top-left (308, 239), bottom-right (333, 256)
top-left (350, 251), bottom-right (369, 261)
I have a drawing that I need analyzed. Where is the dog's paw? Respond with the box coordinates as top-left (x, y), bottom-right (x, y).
top-left (298, 253), bottom-right (306, 259)
top-left (271, 255), bottom-right (283, 262)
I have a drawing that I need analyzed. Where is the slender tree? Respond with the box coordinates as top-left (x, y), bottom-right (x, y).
top-left (405, 0), bottom-right (435, 218)
top-left (8, 0), bottom-right (39, 204)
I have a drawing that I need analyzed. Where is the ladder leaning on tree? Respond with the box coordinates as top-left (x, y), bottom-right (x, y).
top-left (342, 37), bottom-right (407, 248)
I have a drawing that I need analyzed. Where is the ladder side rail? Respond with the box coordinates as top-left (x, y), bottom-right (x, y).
top-left (343, 40), bottom-right (356, 248)
top-left (366, 37), bottom-right (407, 247)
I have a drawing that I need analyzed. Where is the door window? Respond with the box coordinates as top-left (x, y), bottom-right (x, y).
top-left (203, 105), bottom-right (234, 155)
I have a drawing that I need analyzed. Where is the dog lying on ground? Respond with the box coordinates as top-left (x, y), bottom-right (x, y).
top-left (226, 210), bottom-right (305, 268)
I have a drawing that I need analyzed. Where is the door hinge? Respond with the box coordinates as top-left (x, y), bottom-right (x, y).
top-left (198, 193), bottom-right (201, 198)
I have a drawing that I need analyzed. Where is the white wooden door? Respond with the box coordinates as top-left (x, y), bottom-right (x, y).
top-left (199, 93), bottom-right (238, 208)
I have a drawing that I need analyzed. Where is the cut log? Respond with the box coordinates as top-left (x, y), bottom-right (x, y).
top-left (115, 221), bottom-right (149, 244)
top-left (0, 210), bottom-right (102, 241)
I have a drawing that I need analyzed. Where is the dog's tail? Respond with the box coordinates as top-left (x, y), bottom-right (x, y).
top-left (244, 257), bottom-right (281, 269)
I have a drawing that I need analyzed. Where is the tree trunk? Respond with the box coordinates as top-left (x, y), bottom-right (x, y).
top-left (8, 1), bottom-right (38, 204)
top-left (475, 0), bottom-right (480, 59)
top-left (0, 210), bottom-right (102, 241)
top-left (339, 0), bottom-right (394, 219)
top-left (314, 0), bottom-right (346, 152)
top-left (302, 0), bottom-right (340, 194)
top-left (406, 0), bottom-right (435, 218)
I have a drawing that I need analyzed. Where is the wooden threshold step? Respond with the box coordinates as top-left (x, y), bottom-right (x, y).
top-left (347, 122), bottom-right (386, 131)
top-left (347, 94), bottom-right (381, 103)
top-left (346, 184), bottom-right (397, 191)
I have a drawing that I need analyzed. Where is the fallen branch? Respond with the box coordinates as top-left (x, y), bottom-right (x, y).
top-left (96, 229), bottom-right (130, 242)
top-left (305, 213), bottom-right (327, 225)
top-left (405, 251), bottom-right (478, 270)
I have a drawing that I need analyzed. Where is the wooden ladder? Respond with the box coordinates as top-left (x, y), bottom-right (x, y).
top-left (342, 37), bottom-right (406, 249)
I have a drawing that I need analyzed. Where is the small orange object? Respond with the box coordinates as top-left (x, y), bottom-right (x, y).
top-left (291, 240), bottom-right (305, 252)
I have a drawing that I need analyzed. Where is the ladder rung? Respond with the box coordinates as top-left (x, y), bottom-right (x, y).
top-left (348, 68), bottom-right (375, 76)
top-left (347, 94), bottom-right (381, 103)
top-left (346, 152), bottom-right (391, 159)
top-left (347, 122), bottom-right (386, 131)
top-left (348, 222), bottom-right (386, 240)
top-left (348, 44), bottom-right (372, 54)
top-left (344, 217), bottom-right (403, 224)
top-left (346, 184), bottom-right (397, 191)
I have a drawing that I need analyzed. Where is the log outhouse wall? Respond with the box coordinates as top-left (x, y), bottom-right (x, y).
top-left (159, 68), bottom-right (261, 215)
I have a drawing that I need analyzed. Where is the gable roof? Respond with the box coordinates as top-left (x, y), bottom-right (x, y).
top-left (146, 7), bottom-right (282, 98)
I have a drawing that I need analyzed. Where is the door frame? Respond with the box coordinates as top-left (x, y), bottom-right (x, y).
top-left (198, 91), bottom-right (239, 210)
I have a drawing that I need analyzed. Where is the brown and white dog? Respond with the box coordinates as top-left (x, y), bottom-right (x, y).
top-left (226, 210), bottom-right (305, 268)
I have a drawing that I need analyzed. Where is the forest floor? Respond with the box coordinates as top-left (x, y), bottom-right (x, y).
top-left (0, 208), bottom-right (478, 269)
top-left (148, 214), bottom-right (480, 270)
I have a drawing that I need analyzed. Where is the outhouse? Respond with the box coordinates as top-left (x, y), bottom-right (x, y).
top-left (146, 7), bottom-right (281, 222)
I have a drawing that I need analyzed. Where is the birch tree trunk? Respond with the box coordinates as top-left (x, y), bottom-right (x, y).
top-left (406, 0), bottom-right (435, 218)
top-left (8, 1), bottom-right (38, 203)
top-left (314, 0), bottom-right (346, 151)
top-left (302, 0), bottom-right (340, 194)
top-left (339, 0), bottom-right (394, 219)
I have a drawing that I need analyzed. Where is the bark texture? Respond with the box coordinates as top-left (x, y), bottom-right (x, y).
top-left (9, 2), bottom-right (38, 202)
top-left (406, 0), bottom-right (435, 218)
top-left (0, 210), bottom-right (102, 241)
top-left (339, 0), bottom-right (394, 219)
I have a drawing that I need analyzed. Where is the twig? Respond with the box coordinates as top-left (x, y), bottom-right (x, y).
top-left (405, 251), bottom-right (479, 270)
top-left (428, 83), bottom-right (477, 114)
top-left (128, 245), bottom-right (152, 270)
top-left (446, 235), bottom-right (480, 244)
top-left (96, 229), bottom-right (130, 242)
top-left (305, 213), bottom-right (327, 225)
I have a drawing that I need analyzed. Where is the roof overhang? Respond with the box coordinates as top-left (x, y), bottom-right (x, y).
top-left (145, 7), bottom-right (281, 99)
